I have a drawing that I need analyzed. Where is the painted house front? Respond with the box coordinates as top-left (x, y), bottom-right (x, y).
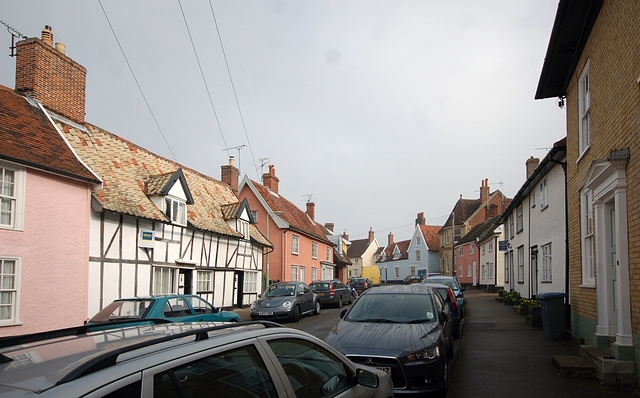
top-left (10, 29), bottom-right (271, 319)
top-left (500, 142), bottom-right (567, 300)
top-left (478, 222), bottom-right (504, 291)
top-left (536, 0), bottom-right (640, 379)
top-left (407, 212), bottom-right (441, 278)
top-left (346, 228), bottom-right (379, 279)
top-left (238, 167), bottom-right (336, 286)
top-left (0, 46), bottom-right (101, 336)
top-left (376, 233), bottom-right (410, 283)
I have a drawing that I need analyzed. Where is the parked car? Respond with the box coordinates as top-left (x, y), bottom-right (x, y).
top-left (403, 274), bottom-right (422, 284)
top-left (326, 284), bottom-right (454, 395)
top-left (250, 281), bottom-right (320, 322)
top-left (310, 280), bottom-right (353, 307)
top-left (350, 277), bottom-right (372, 293)
top-left (421, 282), bottom-right (462, 338)
top-left (423, 275), bottom-right (466, 318)
top-left (86, 294), bottom-right (240, 328)
top-left (0, 321), bottom-right (394, 397)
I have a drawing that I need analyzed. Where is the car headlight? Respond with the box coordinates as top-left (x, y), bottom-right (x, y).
top-left (250, 302), bottom-right (257, 310)
top-left (283, 300), bottom-right (293, 308)
top-left (406, 346), bottom-right (440, 361)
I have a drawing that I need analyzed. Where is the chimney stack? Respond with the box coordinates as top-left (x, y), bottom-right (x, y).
top-left (526, 156), bottom-right (540, 179)
top-left (15, 25), bottom-right (87, 124)
top-left (416, 212), bottom-right (426, 226)
top-left (262, 165), bottom-right (279, 194)
top-left (388, 232), bottom-right (394, 246)
top-left (325, 223), bottom-right (334, 233)
top-left (306, 202), bottom-right (315, 221)
top-left (221, 157), bottom-right (239, 195)
top-left (342, 232), bottom-right (349, 241)
top-left (368, 227), bottom-right (374, 243)
top-left (480, 179), bottom-right (490, 205)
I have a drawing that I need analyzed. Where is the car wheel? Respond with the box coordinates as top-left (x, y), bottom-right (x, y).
top-left (313, 300), bottom-right (321, 315)
top-left (292, 305), bottom-right (300, 322)
top-left (440, 355), bottom-right (450, 394)
top-left (337, 296), bottom-right (343, 308)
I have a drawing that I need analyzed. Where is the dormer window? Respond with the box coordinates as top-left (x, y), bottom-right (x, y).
top-left (165, 197), bottom-right (187, 226)
top-left (145, 169), bottom-right (194, 227)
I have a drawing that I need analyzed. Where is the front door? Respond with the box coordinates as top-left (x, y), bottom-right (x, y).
top-left (531, 246), bottom-right (538, 297)
top-left (178, 269), bottom-right (192, 295)
top-left (235, 271), bottom-right (244, 308)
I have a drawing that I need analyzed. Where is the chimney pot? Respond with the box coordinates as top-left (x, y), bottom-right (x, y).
top-left (262, 164), bottom-right (279, 193)
top-left (41, 25), bottom-right (53, 46)
top-left (388, 232), bottom-right (394, 246)
top-left (368, 227), bottom-right (374, 243)
top-left (221, 158), bottom-right (239, 195)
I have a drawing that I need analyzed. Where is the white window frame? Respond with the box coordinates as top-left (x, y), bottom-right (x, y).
top-left (165, 196), bottom-right (187, 226)
top-left (244, 271), bottom-right (258, 293)
top-left (459, 265), bottom-right (464, 276)
top-left (470, 243), bottom-right (475, 255)
top-left (458, 247), bottom-right (463, 257)
top-left (415, 249), bottom-right (421, 262)
top-left (312, 242), bottom-right (318, 259)
top-left (445, 254), bottom-right (450, 273)
top-left (578, 60), bottom-right (591, 158)
top-left (540, 179), bottom-right (548, 210)
top-left (153, 267), bottom-right (177, 294)
top-left (291, 265), bottom-right (299, 282)
top-left (237, 219), bottom-right (249, 239)
top-left (0, 163), bottom-right (25, 231)
top-left (292, 235), bottom-right (299, 255)
top-left (415, 237), bottom-right (420, 247)
top-left (517, 246), bottom-right (525, 283)
top-left (581, 188), bottom-right (595, 286)
top-left (312, 267), bottom-right (318, 282)
top-left (327, 247), bottom-right (331, 261)
top-left (196, 271), bottom-right (213, 292)
top-left (509, 216), bottom-right (514, 239)
top-left (542, 243), bottom-right (552, 282)
top-left (516, 205), bottom-right (523, 233)
top-left (300, 266), bottom-right (306, 283)
top-left (488, 262), bottom-right (494, 279)
top-left (504, 252), bottom-right (511, 283)
top-left (395, 267), bottom-right (400, 278)
top-left (467, 263), bottom-right (472, 277)
top-left (410, 266), bottom-right (416, 275)
top-left (0, 257), bottom-right (21, 326)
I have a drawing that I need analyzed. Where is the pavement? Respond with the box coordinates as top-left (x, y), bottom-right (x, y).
top-left (446, 289), bottom-right (638, 398)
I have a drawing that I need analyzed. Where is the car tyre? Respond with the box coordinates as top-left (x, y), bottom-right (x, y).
top-left (337, 296), bottom-right (343, 308)
top-left (292, 305), bottom-right (301, 322)
top-left (440, 355), bottom-right (450, 394)
top-left (313, 300), bottom-right (321, 315)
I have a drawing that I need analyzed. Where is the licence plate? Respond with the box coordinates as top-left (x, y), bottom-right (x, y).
top-left (376, 366), bottom-right (391, 375)
top-left (316, 292), bottom-right (325, 296)
top-left (259, 311), bottom-right (273, 316)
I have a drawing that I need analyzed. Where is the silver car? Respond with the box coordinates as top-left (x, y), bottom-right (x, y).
top-left (250, 281), bottom-right (321, 322)
top-left (0, 321), bottom-right (394, 397)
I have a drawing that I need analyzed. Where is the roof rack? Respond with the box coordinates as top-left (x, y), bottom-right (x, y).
top-left (0, 319), bottom-right (173, 350)
top-left (55, 321), bottom-right (282, 385)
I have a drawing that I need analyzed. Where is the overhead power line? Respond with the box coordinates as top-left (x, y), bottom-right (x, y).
top-left (97, 0), bottom-right (178, 162)
top-left (177, 0), bottom-right (230, 157)
top-left (208, 0), bottom-right (259, 179)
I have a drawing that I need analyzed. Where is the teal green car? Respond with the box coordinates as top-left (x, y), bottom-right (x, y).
top-left (87, 294), bottom-right (240, 327)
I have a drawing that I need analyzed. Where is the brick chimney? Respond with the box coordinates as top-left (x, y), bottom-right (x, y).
top-left (368, 227), bottom-right (374, 243)
top-left (526, 156), bottom-right (540, 179)
top-left (262, 165), bottom-right (279, 194)
top-left (221, 157), bottom-right (239, 194)
top-left (487, 203), bottom-right (499, 218)
top-left (325, 223), bottom-right (334, 233)
top-left (388, 232), bottom-right (394, 246)
top-left (306, 202), bottom-right (315, 221)
top-left (415, 212), bottom-right (426, 226)
top-left (480, 179), bottom-right (490, 205)
top-left (342, 232), bottom-right (349, 241)
top-left (15, 26), bottom-right (87, 124)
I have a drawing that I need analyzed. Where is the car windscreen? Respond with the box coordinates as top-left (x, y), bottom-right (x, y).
top-left (310, 283), bottom-right (330, 291)
top-left (345, 293), bottom-right (435, 324)
top-left (88, 299), bottom-right (155, 322)
top-left (264, 284), bottom-right (297, 297)
top-left (425, 278), bottom-right (457, 291)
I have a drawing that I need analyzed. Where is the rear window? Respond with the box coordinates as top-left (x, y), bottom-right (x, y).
top-left (89, 300), bottom-right (154, 323)
top-left (310, 283), bottom-right (330, 290)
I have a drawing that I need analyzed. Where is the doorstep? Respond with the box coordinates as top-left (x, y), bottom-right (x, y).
top-left (580, 345), bottom-right (636, 385)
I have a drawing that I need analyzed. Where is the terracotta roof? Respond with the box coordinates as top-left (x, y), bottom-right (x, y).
top-left (59, 121), bottom-right (270, 246)
top-left (145, 173), bottom-right (174, 195)
top-left (249, 180), bottom-right (333, 245)
top-left (0, 85), bottom-right (99, 184)
top-left (333, 248), bottom-right (352, 266)
top-left (378, 239), bottom-right (410, 263)
top-left (419, 225), bottom-right (441, 251)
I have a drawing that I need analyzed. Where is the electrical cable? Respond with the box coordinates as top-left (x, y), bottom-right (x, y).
top-left (208, 0), bottom-right (259, 179)
top-left (97, 0), bottom-right (178, 162)
top-left (177, 0), bottom-right (231, 158)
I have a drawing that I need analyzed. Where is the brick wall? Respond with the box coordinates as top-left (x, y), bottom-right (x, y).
top-left (565, 0), bottom-right (640, 332)
top-left (15, 37), bottom-right (87, 124)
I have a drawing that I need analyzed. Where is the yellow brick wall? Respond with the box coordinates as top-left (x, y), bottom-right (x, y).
top-left (565, 1), bottom-right (640, 332)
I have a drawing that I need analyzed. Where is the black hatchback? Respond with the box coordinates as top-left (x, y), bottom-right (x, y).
top-left (310, 280), bottom-right (354, 308)
top-left (326, 284), bottom-right (454, 395)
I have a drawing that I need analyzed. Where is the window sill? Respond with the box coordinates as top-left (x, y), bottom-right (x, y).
top-left (580, 283), bottom-right (596, 289)
top-left (577, 146), bottom-right (591, 164)
top-left (0, 322), bottom-right (23, 328)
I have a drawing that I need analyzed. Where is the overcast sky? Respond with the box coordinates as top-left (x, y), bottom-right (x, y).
top-left (1, 1), bottom-right (565, 244)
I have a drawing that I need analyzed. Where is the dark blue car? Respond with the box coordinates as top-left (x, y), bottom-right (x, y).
top-left (423, 276), bottom-right (465, 318)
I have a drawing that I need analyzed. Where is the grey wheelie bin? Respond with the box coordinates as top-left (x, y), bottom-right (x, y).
top-left (538, 292), bottom-right (566, 340)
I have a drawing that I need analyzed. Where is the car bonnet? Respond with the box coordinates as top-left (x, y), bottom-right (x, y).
top-left (326, 319), bottom-right (440, 357)
top-left (254, 296), bottom-right (294, 308)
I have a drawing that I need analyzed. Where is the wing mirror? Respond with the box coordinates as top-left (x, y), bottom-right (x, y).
top-left (356, 368), bottom-right (379, 388)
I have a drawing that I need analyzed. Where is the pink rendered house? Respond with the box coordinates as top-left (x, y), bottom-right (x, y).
top-left (0, 79), bottom-right (100, 336)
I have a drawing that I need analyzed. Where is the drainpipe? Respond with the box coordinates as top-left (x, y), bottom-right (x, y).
top-left (550, 158), bottom-right (569, 306)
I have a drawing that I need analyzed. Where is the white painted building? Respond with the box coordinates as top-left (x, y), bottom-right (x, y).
top-left (501, 140), bottom-right (567, 299)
